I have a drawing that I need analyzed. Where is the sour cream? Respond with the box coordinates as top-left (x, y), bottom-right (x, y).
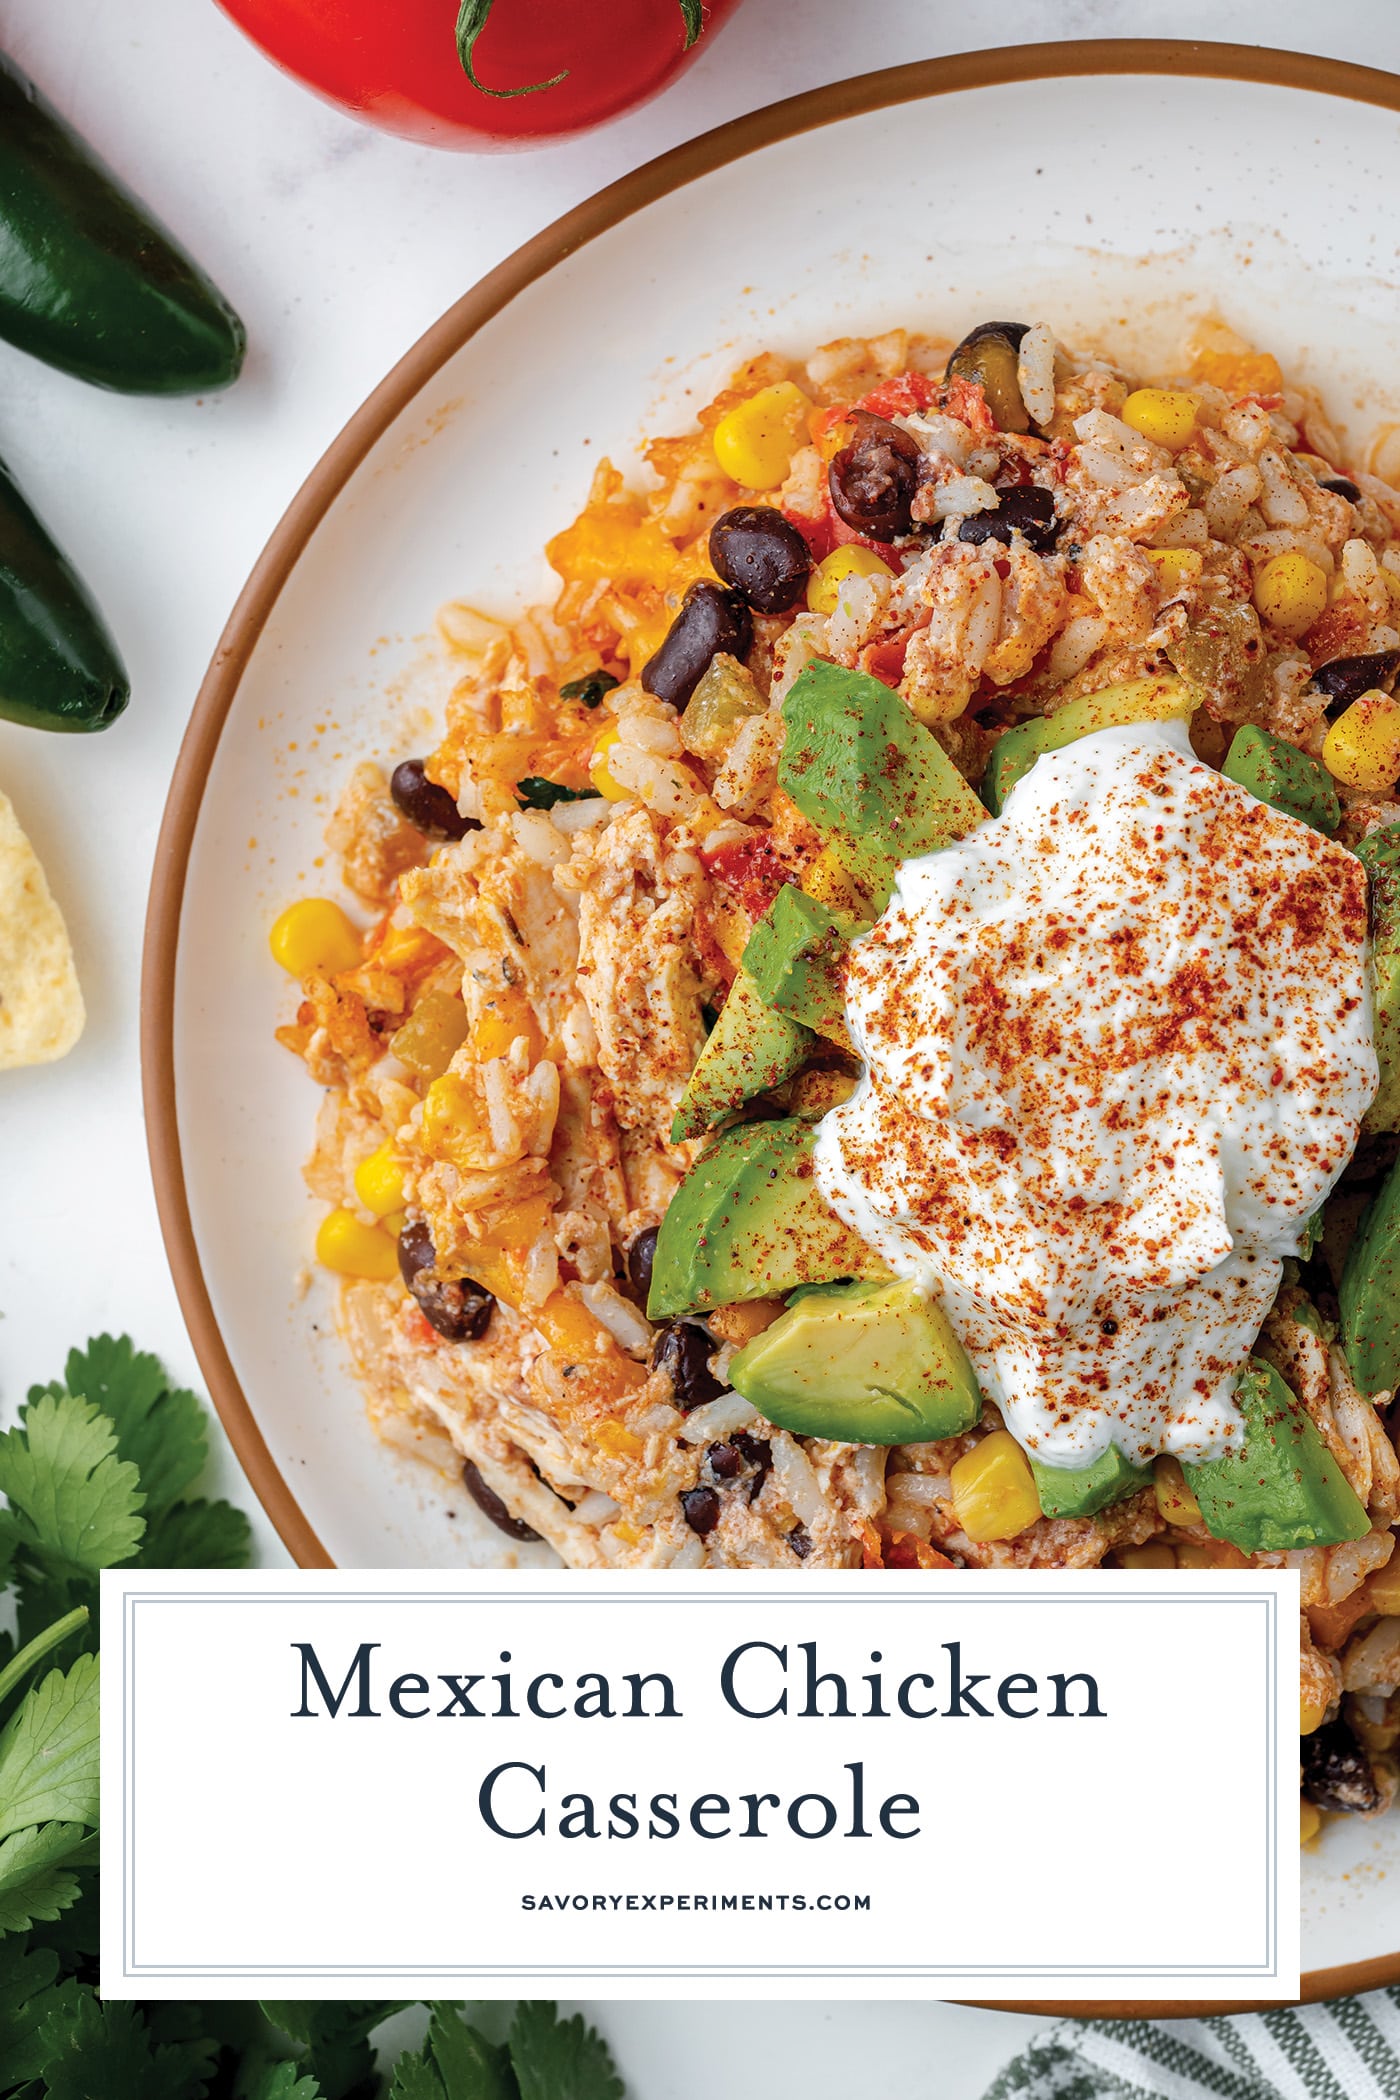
top-left (813, 721), bottom-right (1376, 1468)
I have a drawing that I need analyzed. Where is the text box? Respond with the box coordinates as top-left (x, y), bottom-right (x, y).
top-left (101, 1567), bottom-right (1298, 1999)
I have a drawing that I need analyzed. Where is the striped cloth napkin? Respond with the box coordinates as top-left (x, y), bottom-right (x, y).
top-left (984, 1993), bottom-right (1400, 2100)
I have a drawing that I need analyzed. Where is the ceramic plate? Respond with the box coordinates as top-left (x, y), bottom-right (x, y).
top-left (145, 41), bottom-right (1400, 2007)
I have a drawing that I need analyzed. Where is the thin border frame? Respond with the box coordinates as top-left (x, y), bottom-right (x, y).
top-left (141, 37), bottom-right (1400, 2015)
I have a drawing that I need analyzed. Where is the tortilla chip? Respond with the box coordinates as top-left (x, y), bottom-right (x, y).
top-left (0, 789), bottom-right (84, 1070)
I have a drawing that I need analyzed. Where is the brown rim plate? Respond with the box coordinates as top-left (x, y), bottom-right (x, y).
top-left (142, 38), bottom-right (1400, 2012)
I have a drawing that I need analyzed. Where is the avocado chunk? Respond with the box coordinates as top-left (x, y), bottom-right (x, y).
top-left (1357, 823), bottom-right (1400, 1132)
top-left (1030, 1445), bottom-right (1152, 1519)
top-left (648, 1117), bottom-right (884, 1318)
top-left (728, 1279), bottom-right (982, 1445)
top-left (1340, 1157), bottom-right (1400, 1394)
top-left (778, 660), bottom-right (983, 911)
top-left (742, 885), bottom-right (861, 1042)
top-left (671, 971), bottom-right (812, 1143)
top-left (982, 674), bottom-right (1194, 814)
top-left (1181, 1358), bottom-right (1370, 1553)
top-left (1221, 723), bottom-right (1340, 835)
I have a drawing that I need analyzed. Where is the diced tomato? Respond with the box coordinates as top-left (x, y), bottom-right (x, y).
top-left (852, 372), bottom-right (939, 419)
top-left (884, 1532), bottom-right (956, 1571)
top-left (942, 375), bottom-right (996, 432)
top-left (859, 636), bottom-right (911, 689)
top-left (703, 833), bottom-right (796, 918)
top-left (783, 505), bottom-right (835, 561)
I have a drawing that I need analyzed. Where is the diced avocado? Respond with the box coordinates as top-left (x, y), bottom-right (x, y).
top-left (778, 660), bottom-right (983, 911)
top-left (728, 1278), bottom-right (982, 1445)
top-left (1357, 823), bottom-right (1400, 1132)
top-left (982, 673), bottom-right (1194, 814)
top-left (742, 885), bottom-right (861, 1042)
top-left (1340, 1158), bottom-right (1400, 1394)
top-left (670, 971), bottom-right (812, 1144)
top-left (1030, 1445), bottom-right (1152, 1519)
top-left (1221, 724), bottom-right (1340, 835)
top-left (1181, 1358), bottom-right (1370, 1553)
top-left (648, 1117), bottom-right (885, 1319)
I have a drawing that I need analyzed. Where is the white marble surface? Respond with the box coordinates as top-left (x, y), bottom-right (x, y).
top-left (2, 1), bottom-right (1397, 2087)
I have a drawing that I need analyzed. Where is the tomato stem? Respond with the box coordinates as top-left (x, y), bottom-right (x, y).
top-left (455, 0), bottom-right (704, 98)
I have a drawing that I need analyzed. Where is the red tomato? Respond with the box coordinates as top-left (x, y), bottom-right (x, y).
top-left (703, 834), bottom-right (794, 918)
top-left (216, 0), bottom-right (743, 149)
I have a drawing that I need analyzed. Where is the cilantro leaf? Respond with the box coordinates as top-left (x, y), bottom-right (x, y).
top-left (60, 1335), bottom-right (210, 1518)
top-left (508, 2003), bottom-right (623, 2100)
top-left (137, 1498), bottom-right (252, 1570)
top-left (260, 2000), bottom-right (403, 2099)
top-left (0, 1821), bottom-right (96, 1935)
top-left (0, 1653), bottom-right (99, 1841)
top-left (515, 778), bottom-right (595, 811)
top-left (0, 1937), bottom-right (85, 2083)
top-left (0, 1393), bottom-right (145, 1572)
top-left (36, 1989), bottom-right (209, 2100)
top-left (244, 2067), bottom-right (327, 2100)
top-left (426, 2002), bottom-right (519, 2099)
top-left (389, 2059), bottom-right (447, 2100)
top-left (558, 672), bottom-right (619, 709)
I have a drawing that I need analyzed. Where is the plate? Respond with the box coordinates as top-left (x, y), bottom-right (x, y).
top-left (144, 40), bottom-right (1400, 2006)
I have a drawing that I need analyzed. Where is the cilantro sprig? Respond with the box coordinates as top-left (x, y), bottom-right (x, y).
top-left (0, 1335), bottom-right (627, 2098)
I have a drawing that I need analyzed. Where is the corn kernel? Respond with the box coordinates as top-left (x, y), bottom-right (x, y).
top-left (589, 724), bottom-right (630, 802)
top-left (269, 897), bottom-right (362, 977)
top-left (1122, 388), bottom-right (1199, 452)
top-left (1253, 552), bottom-right (1329, 639)
top-left (1120, 1543), bottom-right (1177, 1569)
top-left (712, 381), bottom-right (812, 490)
top-left (610, 1518), bottom-right (644, 1546)
top-left (1300, 1799), bottom-right (1322, 1846)
top-left (315, 1207), bottom-right (400, 1281)
top-left (949, 1430), bottom-right (1041, 1543)
top-left (1153, 1454), bottom-right (1202, 1527)
top-left (1301, 1684), bottom-right (1333, 1735)
top-left (1144, 546), bottom-right (1204, 594)
top-left (1365, 1553), bottom-right (1400, 1614)
top-left (1175, 1542), bottom-right (1212, 1569)
top-left (806, 544), bottom-right (896, 616)
top-left (353, 1143), bottom-right (406, 1219)
top-left (1323, 689), bottom-right (1400, 792)
top-left (382, 1211), bottom-right (407, 1237)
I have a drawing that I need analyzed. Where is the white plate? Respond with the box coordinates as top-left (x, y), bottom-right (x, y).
top-left (146, 43), bottom-right (1400, 2003)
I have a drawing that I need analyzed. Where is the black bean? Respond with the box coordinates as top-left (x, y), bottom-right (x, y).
top-left (1301, 1716), bottom-right (1380, 1814)
top-left (706, 1440), bottom-right (744, 1480)
top-left (462, 1458), bottom-right (541, 1542)
top-left (641, 582), bottom-right (752, 709)
top-left (397, 1219), bottom-right (495, 1342)
top-left (958, 485), bottom-right (1060, 554)
top-left (680, 1485), bottom-right (721, 1536)
top-left (828, 412), bottom-right (920, 542)
top-left (650, 1321), bottom-right (722, 1412)
top-left (786, 1522), bottom-right (814, 1559)
top-left (1311, 650), bottom-right (1400, 717)
top-left (733, 1429), bottom-right (773, 1503)
top-left (389, 758), bottom-right (476, 841)
top-left (709, 505), bottom-right (813, 614)
top-left (627, 1226), bottom-right (659, 1303)
top-left (1320, 476), bottom-right (1362, 503)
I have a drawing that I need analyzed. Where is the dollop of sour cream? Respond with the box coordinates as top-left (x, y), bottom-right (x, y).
top-left (814, 721), bottom-right (1376, 1468)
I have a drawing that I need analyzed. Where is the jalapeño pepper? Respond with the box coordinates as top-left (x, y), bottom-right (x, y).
top-left (0, 457), bottom-right (128, 731)
top-left (0, 52), bottom-right (245, 395)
